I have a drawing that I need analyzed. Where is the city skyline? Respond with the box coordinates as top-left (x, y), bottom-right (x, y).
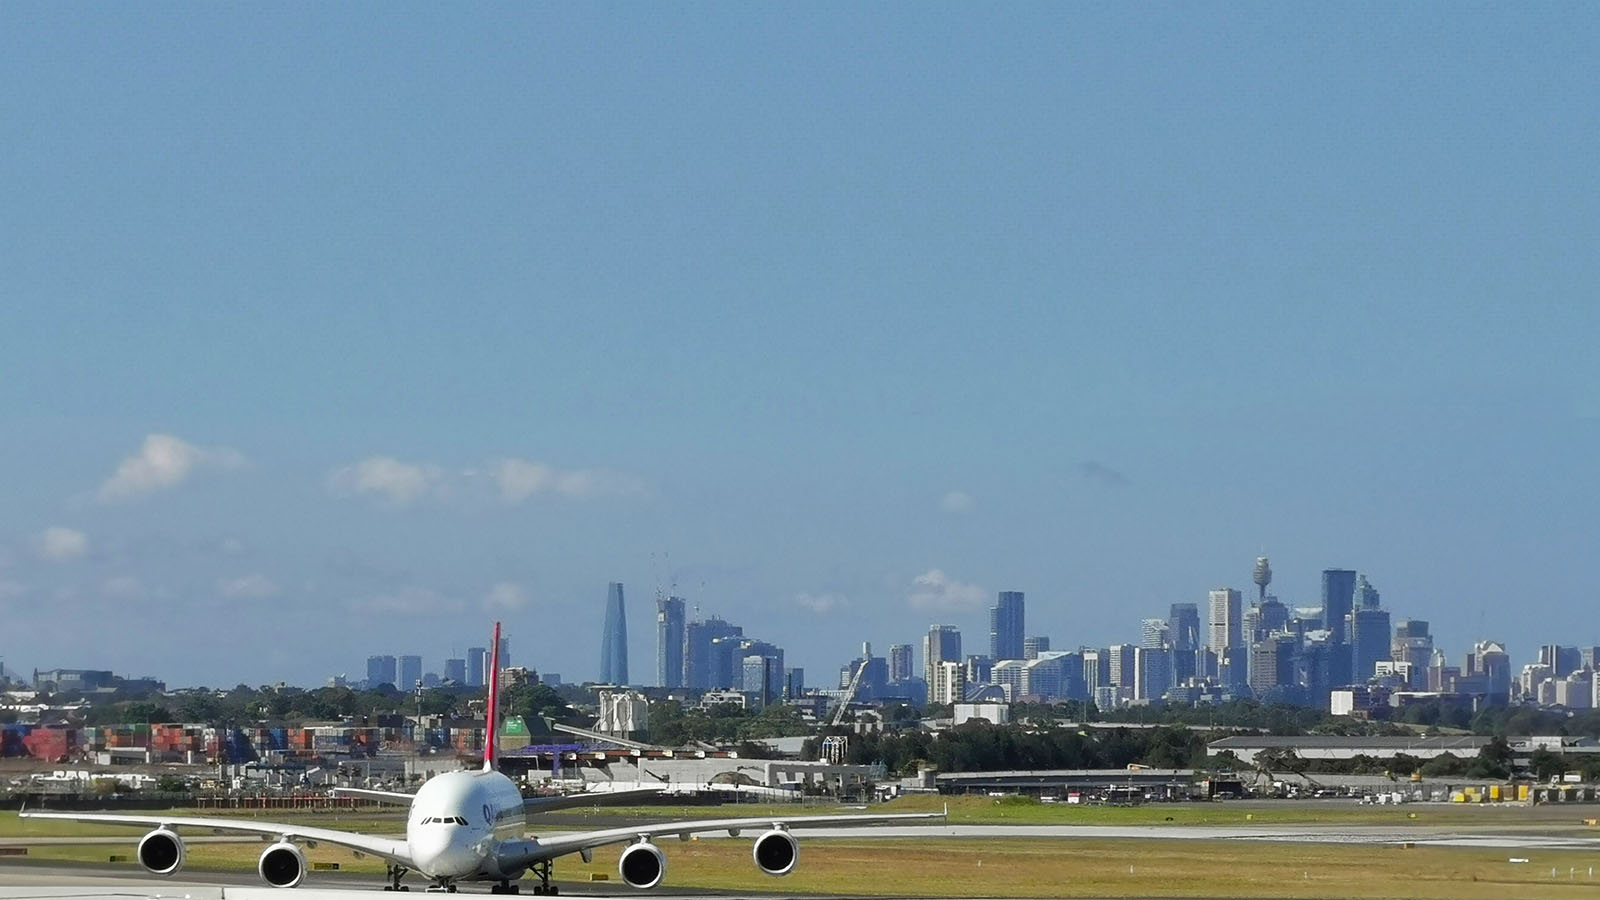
top-left (3, 7), bottom-right (1598, 687)
top-left (3, 553), bottom-right (1593, 691)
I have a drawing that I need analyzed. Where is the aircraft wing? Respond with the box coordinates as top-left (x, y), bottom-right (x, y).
top-left (500, 810), bottom-right (943, 867)
top-left (523, 786), bottom-right (667, 814)
top-left (330, 787), bottom-right (416, 805)
top-left (17, 809), bottom-right (412, 866)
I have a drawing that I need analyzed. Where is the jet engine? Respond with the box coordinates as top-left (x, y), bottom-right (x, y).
top-left (617, 841), bottom-right (667, 889)
top-left (258, 841), bottom-right (307, 888)
top-left (751, 829), bottom-right (799, 876)
top-left (136, 828), bottom-right (185, 876)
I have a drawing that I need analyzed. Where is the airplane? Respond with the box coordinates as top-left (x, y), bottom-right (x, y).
top-left (20, 622), bottom-right (943, 894)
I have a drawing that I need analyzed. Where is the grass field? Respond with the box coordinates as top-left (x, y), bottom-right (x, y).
top-left (9, 835), bottom-right (1600, 899)
top-left (578, 794), bottom-right (1600, 829)
top-left (9, 798), bottom-right (1600, 899)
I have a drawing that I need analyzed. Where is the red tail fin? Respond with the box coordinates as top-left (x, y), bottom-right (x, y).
top-left (483, 621), bottom-right (501, 771)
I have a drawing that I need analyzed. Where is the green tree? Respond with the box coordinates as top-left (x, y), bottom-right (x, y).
top-left (1419, 752), bottom-right (1467, 777)
top-left (1529, 747), bottom-right (1568, 781)
top-left (1465, 736), bottom-right (1514, 779)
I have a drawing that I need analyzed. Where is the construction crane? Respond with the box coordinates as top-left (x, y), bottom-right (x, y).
top-left (830, 659), bottom-right (869, 727)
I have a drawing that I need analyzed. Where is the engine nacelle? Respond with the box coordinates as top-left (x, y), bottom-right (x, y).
top-left (258, 841), bottom-right (307, 888)
top-left (752, 829), bottom-right (799, 876)
top-left (137, 828), bottom-right (185, 876)
top-left (617, 841), bottom-right (667, 889)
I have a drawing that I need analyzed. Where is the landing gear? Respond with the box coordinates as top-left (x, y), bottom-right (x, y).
top-left (384, 864), bottom-right (412, 891)
top-left (526, 860), bottom-right (557, 895)
top-left (423, 884), bottom-right (457, 894)
top-left (490, 880), bottom-right (521, 895)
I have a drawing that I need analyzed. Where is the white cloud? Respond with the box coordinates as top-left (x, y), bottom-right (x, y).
top-left (218, 573), bottom-right (280, 599)
top-left (907, 568), bottom-right (988, 612)
top-left (98, 434), bottom-right (246, 502)
top-left (0, 580), bottom-right (26, 601)
top-left (35, 526), bottom-right (89, 562)
top-left (493, 458), bottom-right (644, 503)
top-left (346, 587), bottom-right (463, 616)
top-left (101, 575), bottom-right (145, 601)
top-left (219, 537), bottom-right (247, 555)
top-left (330, 455), bottom-right (644, 507)
top-left (482, 581), bottom-right (529, 612)
top-left (939, 490), bottom-right (976, 513)
top-left (795, 592), bottom-right (849, 614)
top-left (327, 457), bottom-right (445, 505)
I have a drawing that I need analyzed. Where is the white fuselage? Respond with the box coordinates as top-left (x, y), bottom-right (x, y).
top-left (405, 769), bottom-right (527, 881)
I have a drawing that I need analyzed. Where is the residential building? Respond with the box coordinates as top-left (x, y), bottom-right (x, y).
top-left (888, 643), bottom-right (914, 682)
top-left (931, 660), bottom-right (966, 706)
top-left (924, 625), bottom-right (962, 689)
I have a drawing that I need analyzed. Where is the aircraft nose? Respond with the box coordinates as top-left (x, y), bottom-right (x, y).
top-left (409, 829), bottom-right (475, 877)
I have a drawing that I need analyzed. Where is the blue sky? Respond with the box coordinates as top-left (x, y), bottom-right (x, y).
top-left (2, 4), bottom-right (1597, 687)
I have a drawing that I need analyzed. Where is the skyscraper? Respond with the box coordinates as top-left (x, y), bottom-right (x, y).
top-left (1140, 618), bottom-right (1170, 649)
top-left (1134, 646), bottom-right (1171, 701)
top-left (1468, 640), bottom-right (1512, 701)
top-left (1321, 569), bottom-right (1357, 644)
top-left (738, 640), bottom-right (784, 706)
top-left (366, 655), bottom-right (397, 689)
top-left (399, 655), bottom-right (422, 692)
top-left (600, 582), bottom-right (629, 685)
top-left (655, 594), bottom-right (686, 688)
top-left (1355, 573), bottom-right (1380, 609)
top-left (923, 625), bottom-right (962, 689)
top-left (1207, 589), bottom-right (1242, 652)
top-left (1168, 602), bottom-right (1201, 685)
top-left (888, 643), bottom-right (914, 682)
top-left (1351, 606), bottom-right (1391, 683)
top-left (1249, 634), bottom-right (1298, 697)
top-left (1107, 643), bottom-right (1137, 687)
top-left (444, 658), bottom-right (467, 684)
top-left (1257, 596), bottom-right (1288, 637)
top-left (1391, 620), bottom-right (1431, 689)
top-left (466, 647), bottom-right (486, 687)
top-left (989, 591), bottom-right (1025, 661)
top-left (1082, 649), bottom-right (1109, 696)
top-left (684, 616), bottom-right (742, 689)
top-left (1023, 636), bottom-right (1051, 659)
top-left (1168, 603), bottom-right (1201, 653)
